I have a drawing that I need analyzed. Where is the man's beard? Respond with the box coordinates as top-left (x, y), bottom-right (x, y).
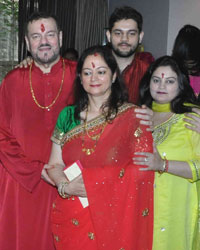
top-left (35, 51), bottom-right (59, 64)
top-left (111, 42), bottom-right (138, 58)
top-left (31, 44), bottom-right (60, 64)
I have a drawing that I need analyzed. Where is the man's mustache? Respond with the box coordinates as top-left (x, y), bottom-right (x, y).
top-left (39, 44), bottom-right (51, 49)
top-left (118, 42), bottom-right (131, 47)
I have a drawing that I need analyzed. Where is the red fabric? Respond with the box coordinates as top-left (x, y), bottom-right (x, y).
top-left (0, 58), bottom-right (76, 250)
top-left (123, 53), bottom-right (151, 104)
top-left (51, 105), bottom-right (154, 250)
top-left (137, 52), bottom-right (155, 65)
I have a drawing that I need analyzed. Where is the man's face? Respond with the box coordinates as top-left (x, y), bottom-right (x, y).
top-left (107, 19), bottom-right (144, 58)
top-left (25, 18), bottom-right (62, 64)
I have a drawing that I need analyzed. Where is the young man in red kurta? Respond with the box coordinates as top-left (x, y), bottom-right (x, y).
top-left (106, 6), bottom-right (154, 104)
top-left (0, 12), bottom-right (76, 250)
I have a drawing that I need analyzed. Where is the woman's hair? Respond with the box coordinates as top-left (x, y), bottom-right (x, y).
top-left (74, 45), bottom-right (128, 121)
top-left (172, 25), bottom-right (200, 75)
top-left (139, 55), bottom-right (198, 113)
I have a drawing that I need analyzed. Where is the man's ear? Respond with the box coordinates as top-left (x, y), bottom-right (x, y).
top-left (139, 31), bottom-right (144, 44)
top-left (106, 30), bottom-right (111, 43)
top-left (25, 36), bottom-right (30, 51)
top-left (59, 31), bottom-right (63, 48)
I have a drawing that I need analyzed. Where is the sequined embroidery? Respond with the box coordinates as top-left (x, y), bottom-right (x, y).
top-left (51, 127), bottom-right (65, 145)
top-left (134, 127), bottom-right (143, 137)
top-left (54, 235), bottom-right (60, 242)
top-left (191, 160), bottom-right (200, 180)
top-left (142, 208), bottom-right (149, 217)
top-left (61, 103), bottom-right (135, 147)
top-left (88, 232), bottom-right (95, 240)
top-left (153, 114), bottom-right (180, 145)
top-left (71, 218), bottom-right (79, 226)
top-left (119, 168), bottom-right (125, 178)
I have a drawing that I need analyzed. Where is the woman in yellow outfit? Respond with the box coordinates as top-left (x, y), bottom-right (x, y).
top-left (133, 55), bottom-right (200, 250)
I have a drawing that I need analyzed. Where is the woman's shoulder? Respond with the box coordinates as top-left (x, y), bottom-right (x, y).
top-left (59, 105), bottom-right (76, 117)
top-left (56, 105), bottom-right (79, 131)
top-left (118, 102), bottom-right (137, 112)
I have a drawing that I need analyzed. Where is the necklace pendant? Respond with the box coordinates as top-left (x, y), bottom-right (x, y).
top-left (47, 108), bottom-right (50, 111)
top-left (86, 149), bottom-right (91, 155)
top-left (91, 135), bottom-right (98, 141)
top-left (82, 148), bottom-right (94, 155)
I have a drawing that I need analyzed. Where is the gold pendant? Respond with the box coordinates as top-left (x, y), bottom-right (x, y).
top-left (86, 149), bottom-right (91, 155)
top-left (82, 148), bottom-right (94, 155)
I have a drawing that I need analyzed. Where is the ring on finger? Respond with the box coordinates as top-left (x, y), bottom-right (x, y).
top-left (144, 158), bottom-right (148, 162)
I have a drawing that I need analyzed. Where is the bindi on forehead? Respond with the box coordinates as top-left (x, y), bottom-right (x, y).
top-left (41, 23), bottom-right (45, 32)
top-left (161, 73), bottom-right (165, 78)
top-left (91, 62), bottom-right (95, 68)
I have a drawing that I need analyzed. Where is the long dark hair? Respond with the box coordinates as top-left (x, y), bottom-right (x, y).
top-left (74, 45), bottom-right (128, 121)
top-left (139, 55), bottom-right (198, 113)
top-left (172, 25), bottom-right (200, 75)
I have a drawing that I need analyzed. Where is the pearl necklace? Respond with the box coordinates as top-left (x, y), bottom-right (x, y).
top-left (29, 59), bottom-right (65, 111)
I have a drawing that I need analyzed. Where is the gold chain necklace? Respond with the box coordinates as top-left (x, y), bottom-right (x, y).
top-left (82, 108), bottom-right (107, 155)
top-left (29, 59), bottom-right (65, 111)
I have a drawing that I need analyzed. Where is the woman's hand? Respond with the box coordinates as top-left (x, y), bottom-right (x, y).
top-left (41, 164), bottom-right (56, 186)
top-left (15, 56), bottom-right (33, 68)
top-left (134, 105), bottom-right (154, 131)
top-left (183, 108), bottom-right (200, 133)
top-left (132, 144), bottom-right (163, 171)
top-left (65, 174), bottom-right (87, 197)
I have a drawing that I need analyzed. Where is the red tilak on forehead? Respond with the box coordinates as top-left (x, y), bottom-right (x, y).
top-left (41, 23), bottom-right (45, 32)
top-left (94, 53), bottom-right (98, 57)
top-left (161, 73), bottom-right (165, 78)
top-left (91, 62), bottom-right (95, 68)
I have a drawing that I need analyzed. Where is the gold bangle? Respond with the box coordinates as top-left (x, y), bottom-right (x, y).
top-left (158, 154), bottom-right (169, 174)
top-left (57, 181), bottom-right (69, 199)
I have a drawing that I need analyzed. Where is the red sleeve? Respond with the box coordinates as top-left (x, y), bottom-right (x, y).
top-left (0, 76), bottom-right (44, 193)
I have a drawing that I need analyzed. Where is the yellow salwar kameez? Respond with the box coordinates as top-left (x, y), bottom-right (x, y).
top-left (152, 107), bottom-right (200, 250)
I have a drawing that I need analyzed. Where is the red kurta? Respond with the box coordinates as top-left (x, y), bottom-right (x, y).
top-left (0, 58), bottom-right (76, 250)
top-left (123, 53), bottom-right (151, 104)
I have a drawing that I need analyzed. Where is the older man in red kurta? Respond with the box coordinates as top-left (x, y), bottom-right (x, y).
top-left (0, 12), bottom-right (76, 250)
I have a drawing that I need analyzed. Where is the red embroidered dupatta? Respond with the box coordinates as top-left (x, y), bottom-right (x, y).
top-left (51, 104), bottom-right (154, 250)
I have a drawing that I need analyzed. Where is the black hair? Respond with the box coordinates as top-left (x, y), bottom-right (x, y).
top-left (109, 6), bottom-right (143, 33)
top-left (172, 24), bottom-right (200, 75)
top-left (62, 48), bottom-right (79, 61)
top-left (25, 12), bottom-right (61, 36)
top-left (74, 45), bottom-right (128, 121)
top-left (139, 55), bottom-right (198, 113)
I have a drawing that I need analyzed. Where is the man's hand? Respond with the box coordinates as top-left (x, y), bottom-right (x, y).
top-left (41, 164), bottom-right (56, 186)
top-left (133, 143), bottom-right (163, 171)
top-left (15, 56), bottom-right (33, 68)
top-left (183, 108), bottom-right (200, 134)
top-left (134, 105), bottom-right (154, 131)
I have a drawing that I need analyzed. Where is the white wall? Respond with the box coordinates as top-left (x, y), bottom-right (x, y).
top-left (108, 0), bottom-right (169, 59)
top-left (109, 0), bottom-right (200, 59)
top-left (167, 0), bottom-right (200, 55)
